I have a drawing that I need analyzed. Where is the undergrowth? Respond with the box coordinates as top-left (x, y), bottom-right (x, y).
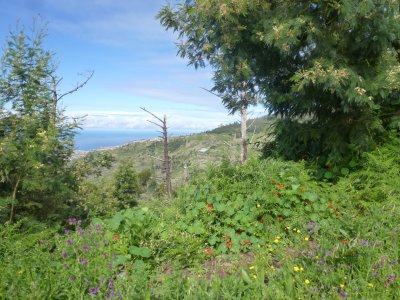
top-left (1, 136), bottom-right (399, 299)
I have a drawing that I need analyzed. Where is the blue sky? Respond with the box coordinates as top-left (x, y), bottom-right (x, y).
top-left (0, 0), bottom-right (266, 130)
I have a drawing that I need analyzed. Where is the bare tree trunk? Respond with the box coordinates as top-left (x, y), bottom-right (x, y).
top-left (240, 92), bottom-right (248, 164)
top-left (141, 107), bottom-right (172, 196)
top-left (9, 176), bottom-right (21, 223)
top-left (162, 115), bottom-right (172, 195)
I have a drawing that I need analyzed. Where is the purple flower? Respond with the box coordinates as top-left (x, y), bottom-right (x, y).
top-left (108, 279), bottom-right (114, 287)
top-left (79, 258), bottom-right (88, 267)
top-left (339, 292), bottom-right (349, 298)
top-left (62, 252), bottom-right (68, 258)
top-left (307, 221), bottom-right (317, 228)
top-left (68, 218), bottom-right (76, 225)
top-left (95, 224), bottom-right (101, 231)
top-left (77, 219), bottom-right (82, 225)
top-left (89, 286), bottom-right (100, 295)
top-left (388, 274), bottom-right (396, 281)
top-left (390, 260), bottom-right (398, 265)
top-left (65, 230), bottom-right (71, 235)
top-left (99, 278), bottom-right (105, 284)
top-left (67, 239), bottom-right (73, 245)
top-left (83, 244), bottom-right (88, 253)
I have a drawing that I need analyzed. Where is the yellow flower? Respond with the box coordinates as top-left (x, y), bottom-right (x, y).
top-left (253, 275), bottom-right (257, 279)
top-left (368, 283), bottom-right (374, 287)
top-left (297, 229), bottom-right (301, 233)
top-left (286, 226), bottom-right (291, 230)
top-left (274, 239), bottom-right (279, 243)
top-left (294, 266), bottom-right (300, 272)
top-left (256, 204), bottom-right (261, 208)
top-left (304, 237), bottom-right (309, 241)
top-left (300, 267), bottom-right (304, 271)
top-left (316, 255), bottom-right (319, 259)
top-left (304, 279), bottom-right (310, 284)
top-left (344, 276), bottom-right (347, 280)
top-left (249, 266), bottom-right (255, 270)
top-left (340, 284), bottom-right (345, 289)
top-left (276, 236), bottom-right (281, 239)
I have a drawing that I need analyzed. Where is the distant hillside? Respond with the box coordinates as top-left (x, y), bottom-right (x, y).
top-left (85, 115), bottom-right (275, 197)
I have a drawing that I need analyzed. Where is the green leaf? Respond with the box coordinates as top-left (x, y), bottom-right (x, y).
top-left (129, 246), bottom-right (152, 258)
top-left (302, 192), bottom-right (318, 201)
top-left (340, 168), bottom-right (349, 176)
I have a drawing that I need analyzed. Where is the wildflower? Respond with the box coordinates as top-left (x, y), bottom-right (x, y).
top-left (300, 267), bottom-right (304, 271)
top-left (224, 234), bottom-right (230, 239)
top-left (205, 249), bottom-right (213, 255)
top-left (68, 218), bottom-right (77, 225)
top-left (274, 239), bottom-right (279, 243)
top-left (286, 226), bottom-right (291, 230)
top-left (294, 266), bottom-right (300, 272)
top-left (339, 293), bottom-right (349, 298)
top-left (304, 237), bottom-right (309, 241)
top-left (207, 203), bottom-right (213, 212)
top-left (271, 179), bottom-right (276, 184)
top-left (79, 258), bottom-right (88, 267)
top-left (257, 204), bottom-right (261, 208)
top-left (304, 279), bottom-right (310, 284)
top-left (65, 230), bottom-right (71, 235)
top-left (277, 183), bottom-right (283, 189)
top-left (297, 229), bottom-right (301, 233)
top-left (368, 283), bottom-right (373, 287)
top-left (253, 275), bottom-right (257, 279)
top-left (113, 234), bottom-right (119, 240)
top-left (62, 252), bottom-right (68, 258)
top-left (340, 284), bottom-right (345, 289)
top-left (89, 286), bottom-right (100, 295)
top-left (66, 239), bottom-right (73, 245)
top-left (342, 239), bottom-right (348, 245)
top-left (249, 266), bottom-right (255, 270)
top-left (225, 241), bottom-right (233, 247)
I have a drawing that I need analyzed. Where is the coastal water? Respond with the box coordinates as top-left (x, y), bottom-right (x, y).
top-left (74, 128), bottom-right (199, 151)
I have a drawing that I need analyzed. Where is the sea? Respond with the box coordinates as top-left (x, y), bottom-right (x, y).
top-left (74, 128), bottom-right (200, 151)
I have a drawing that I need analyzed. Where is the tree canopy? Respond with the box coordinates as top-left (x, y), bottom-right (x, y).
top-left (158, 0), bottom-right (400, 167)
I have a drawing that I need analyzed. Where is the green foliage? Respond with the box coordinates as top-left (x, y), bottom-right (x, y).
top-left (0, 22), bottom-right (79, 223)
top-left (113, 163), bottom-right (140, 208)
top-left (158, 0), bottom-right (400, 166)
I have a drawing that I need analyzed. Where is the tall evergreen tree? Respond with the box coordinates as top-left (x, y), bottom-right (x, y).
top-left (158, 0), bottom-right (400, 167)
top-left (0, 23), bottom-right (80, 222)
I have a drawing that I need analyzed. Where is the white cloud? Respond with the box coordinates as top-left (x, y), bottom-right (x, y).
top-left (67, 108), bottom-right (267, 130)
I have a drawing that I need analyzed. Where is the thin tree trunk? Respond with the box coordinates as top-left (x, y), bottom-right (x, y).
top-left (163, 115), bottom-right (172, 195)
top-left (240, 94), bottom-right (248, 165)
top-left (9, 176), bottom-right (21, 223)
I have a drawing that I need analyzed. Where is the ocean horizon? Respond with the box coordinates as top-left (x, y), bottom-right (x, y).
top-left (74, 128), bottom-right (202, 151)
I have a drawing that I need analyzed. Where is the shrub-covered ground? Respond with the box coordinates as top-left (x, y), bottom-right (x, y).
top-left (1, 136), bottom-right (399, 299)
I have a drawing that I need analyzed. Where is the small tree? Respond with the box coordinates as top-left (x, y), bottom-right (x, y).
top-left (113, 164), bottom-right (140, 208)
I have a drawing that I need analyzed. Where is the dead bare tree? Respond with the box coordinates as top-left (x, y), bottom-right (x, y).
top-left (140, 107), bottom-right (172, 196)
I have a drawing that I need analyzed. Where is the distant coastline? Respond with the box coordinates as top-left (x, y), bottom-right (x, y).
top-left (72, 128), bottom-right (201, 159)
